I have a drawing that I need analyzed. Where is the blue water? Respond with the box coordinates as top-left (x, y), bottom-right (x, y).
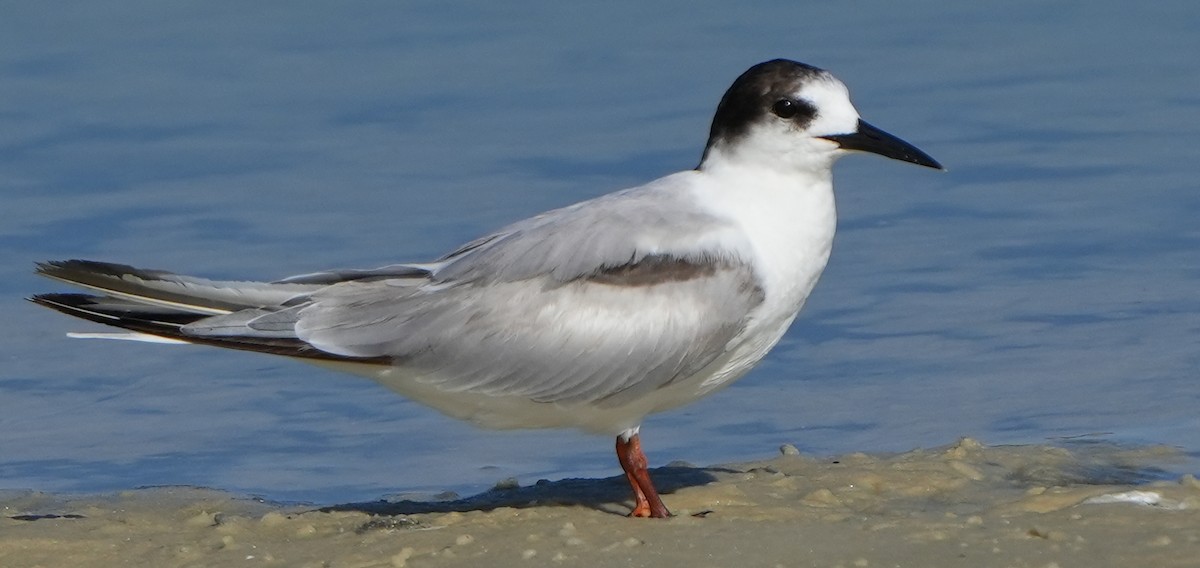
top-left (2, 2), bottom-right (1198, 503)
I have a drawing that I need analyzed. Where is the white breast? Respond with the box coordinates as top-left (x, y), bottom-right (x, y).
top-left (683, 160), bottom-right (838, 392)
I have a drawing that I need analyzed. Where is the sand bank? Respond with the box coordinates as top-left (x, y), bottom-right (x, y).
top-left (3, 439), bottom-right (1198, 567)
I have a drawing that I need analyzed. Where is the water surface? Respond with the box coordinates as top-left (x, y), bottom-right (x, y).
top-left (2, 2), bottom-right (1197, 502)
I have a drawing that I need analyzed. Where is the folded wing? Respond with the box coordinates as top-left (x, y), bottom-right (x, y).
top-left (34, 175), bottom-right (765, 406)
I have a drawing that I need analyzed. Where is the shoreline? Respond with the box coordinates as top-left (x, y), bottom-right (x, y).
top-left (3, 439), bottom-right (1198, 567)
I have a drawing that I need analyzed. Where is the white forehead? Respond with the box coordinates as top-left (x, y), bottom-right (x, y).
top-left (793, 75), bottom-right (860, 136)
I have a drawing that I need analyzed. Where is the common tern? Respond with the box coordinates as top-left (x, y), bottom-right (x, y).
top-left (32, 59), bottom-right (942, 518)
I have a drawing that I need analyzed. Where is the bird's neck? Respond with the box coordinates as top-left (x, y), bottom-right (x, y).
top-left (693, 159), bottom-right (838, 315)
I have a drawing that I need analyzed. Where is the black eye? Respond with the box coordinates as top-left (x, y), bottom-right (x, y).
top-left (771, 99), bottom-right (798, 119)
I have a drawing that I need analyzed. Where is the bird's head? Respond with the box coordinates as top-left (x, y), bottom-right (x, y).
top-left (700, 59), bottom-right (943, 173)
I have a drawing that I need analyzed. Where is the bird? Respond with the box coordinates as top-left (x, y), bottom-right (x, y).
top-left (31, 58), bottom-right (942, 518)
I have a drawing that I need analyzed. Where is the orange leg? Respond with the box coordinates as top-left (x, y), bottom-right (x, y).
top-left (615, 433), bottom-right (671, 518)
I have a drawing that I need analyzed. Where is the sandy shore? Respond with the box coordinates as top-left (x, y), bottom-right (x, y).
top-left (3, 439), bottom-right (1198, 568)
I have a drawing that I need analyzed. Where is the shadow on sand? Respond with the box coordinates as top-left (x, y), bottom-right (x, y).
top-left (319, 465), bottom-right (724, 518)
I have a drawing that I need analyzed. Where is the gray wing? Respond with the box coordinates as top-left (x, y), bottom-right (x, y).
top-left (297, 175), bottom-right (763, 405)
top-left (188, 173), bottom-right (766, 405)
top-left (294, 255), bottom-right (764, 407)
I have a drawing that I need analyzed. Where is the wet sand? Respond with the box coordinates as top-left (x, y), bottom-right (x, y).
top-left (3, 439), bottom-right (1198, 568)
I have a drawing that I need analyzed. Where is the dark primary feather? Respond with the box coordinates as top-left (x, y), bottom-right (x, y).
top-left (29, 293), bottom-right (390, 364)
top-left (35, 259), bottom-right (318, 313)
top-left (274, 264), bottom-right (432, 285)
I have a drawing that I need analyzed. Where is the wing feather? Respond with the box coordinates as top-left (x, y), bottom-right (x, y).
top-left (294, 255), bottom-right (764, 406)
top-left (43, 171), bottom-right (767, 409)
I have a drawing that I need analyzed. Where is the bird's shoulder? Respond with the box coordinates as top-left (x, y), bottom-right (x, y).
top-left (431, 170), bottom-right (755, 285)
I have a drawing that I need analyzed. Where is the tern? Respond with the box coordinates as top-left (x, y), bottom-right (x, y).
top-left (32, 59), bottom-right (942, 518)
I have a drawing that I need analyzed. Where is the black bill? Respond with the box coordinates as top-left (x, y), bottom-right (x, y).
top-left (821, 119), bottom-right (943, 170)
